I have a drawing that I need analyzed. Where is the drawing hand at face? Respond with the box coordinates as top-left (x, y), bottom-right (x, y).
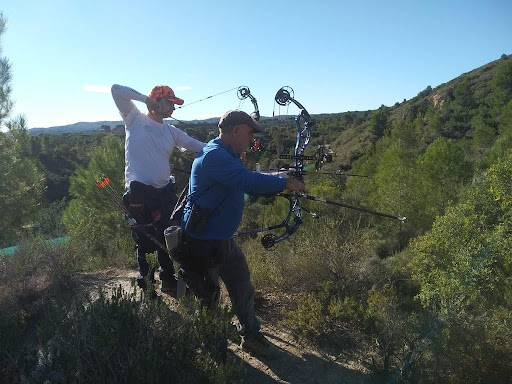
top-left (146, 97), bottom-right (160, 114)
top-left (146, 98), bottom-right (175, 118)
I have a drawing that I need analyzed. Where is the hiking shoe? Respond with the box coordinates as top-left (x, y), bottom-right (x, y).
top-left (241, 332), bottom-right (273, 357)
top-left (160, 277), bottom-right (178, 296)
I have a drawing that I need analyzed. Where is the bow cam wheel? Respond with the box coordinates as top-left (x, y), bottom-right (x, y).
top-left (261, 234), bottom-right (277, 249)
top-left (237, 86), bottom-right (251, 100)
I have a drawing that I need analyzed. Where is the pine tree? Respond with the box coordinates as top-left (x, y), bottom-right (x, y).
top-left (0, 13), bottom-right (12, 125)
top-left (0, 14), bottom-right (44, 246)
top-left (370, 105), bottom-right (390, 137)
top-left (62, 135), bottom-right (129, 258)
top-left (491, 60), bottom-right (512, 109)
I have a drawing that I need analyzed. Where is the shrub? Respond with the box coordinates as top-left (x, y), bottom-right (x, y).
top-left (404, 153), bottom-right (512, 381)
top-left (0, 237), bottom-right (81, 309)
top-left (282, 281), bottom-right (364, 338)
top-left (2, 286), bottom-right (242, 384)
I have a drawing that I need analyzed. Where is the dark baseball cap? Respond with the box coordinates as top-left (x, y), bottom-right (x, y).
top-left (218, 110), bottom-right (264, 133)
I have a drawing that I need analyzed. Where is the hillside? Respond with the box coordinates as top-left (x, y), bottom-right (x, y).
top-left (323, 53), bottom-right (512, 170)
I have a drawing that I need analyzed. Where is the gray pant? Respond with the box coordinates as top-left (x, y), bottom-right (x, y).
top-left (214, 240), bottom-right (260, 337)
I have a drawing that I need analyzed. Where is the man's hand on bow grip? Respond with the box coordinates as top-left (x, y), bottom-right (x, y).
top-left (285, 178), bottom-right (307, 193)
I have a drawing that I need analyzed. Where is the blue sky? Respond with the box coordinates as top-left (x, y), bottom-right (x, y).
top-left (1, 0), bottom-right (511, 129)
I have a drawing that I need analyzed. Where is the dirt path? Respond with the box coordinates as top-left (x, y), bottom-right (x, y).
top-left (79, 268), bottom-right (370, 384)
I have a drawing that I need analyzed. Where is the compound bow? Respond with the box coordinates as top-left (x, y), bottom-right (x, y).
top-left (235, 86), bottom-right (315, 248)
top-left (236, 86), bottom-right (406, 249)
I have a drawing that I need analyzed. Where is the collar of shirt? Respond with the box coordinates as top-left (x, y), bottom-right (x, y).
top-left (213, 137), bottom-right (239, 157)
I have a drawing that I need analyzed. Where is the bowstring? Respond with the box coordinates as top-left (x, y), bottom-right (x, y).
top-left (177, 86), bottom-right (239, 109)
top-left (237, 98), bottom-right (245, 110)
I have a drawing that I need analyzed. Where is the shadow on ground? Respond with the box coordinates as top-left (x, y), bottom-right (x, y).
top-left (230, 330), bottom-right (369, 384)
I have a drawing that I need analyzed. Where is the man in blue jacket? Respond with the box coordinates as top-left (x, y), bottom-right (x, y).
top-left (181, 110), bottom-right (306, 356)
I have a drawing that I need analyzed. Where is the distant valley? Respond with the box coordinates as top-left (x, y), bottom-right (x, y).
top-left (26, 116), bottom-right (278, 135)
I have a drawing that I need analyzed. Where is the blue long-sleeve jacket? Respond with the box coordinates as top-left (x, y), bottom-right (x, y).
top-left (182, 138), bottom-right (286, 239)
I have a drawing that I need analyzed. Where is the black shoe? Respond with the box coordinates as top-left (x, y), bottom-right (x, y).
top-left (160, 277), bottom-right (178, 295)
top-left (241, 332), bottom-right (273, 357)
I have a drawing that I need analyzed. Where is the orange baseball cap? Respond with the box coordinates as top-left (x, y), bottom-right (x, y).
top-left (148, 85), bottom-right (184, 105)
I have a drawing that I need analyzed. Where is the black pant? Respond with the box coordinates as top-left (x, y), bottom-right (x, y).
top-left (179, 238), bottom-right (260, 336)
top-left (178, 236), bottom-right (230, 306)
top-left (126, 181), bottom-right (177, 282)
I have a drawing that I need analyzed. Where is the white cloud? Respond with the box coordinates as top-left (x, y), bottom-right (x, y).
top-left (84, 85), bottom-right (111, 93)
top-left (175, 86), bottom-right (192, 91)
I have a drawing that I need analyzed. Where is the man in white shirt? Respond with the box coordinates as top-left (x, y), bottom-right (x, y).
top-left (111, 84), bottom-right (205, 294)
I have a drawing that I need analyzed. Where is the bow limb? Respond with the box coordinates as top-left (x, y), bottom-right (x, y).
top-left (234, 192), bottom-right (303, 249)
top-left (260, 193), bottom-right (302, 248)
top-left (237, 86), bottom-right (260, 121)
top-left (275, 86), bottom-right (314, 177)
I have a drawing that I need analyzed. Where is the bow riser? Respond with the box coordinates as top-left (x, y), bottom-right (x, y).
top-left (255, 86), bottom-right (313, 248)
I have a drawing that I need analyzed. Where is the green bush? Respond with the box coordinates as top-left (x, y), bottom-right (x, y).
top-left (0, 310), bottom-right (31, 380)
top-left (1, 287), bottom-right (242, 384)
top-left (63, 135), bottom-right (133, 265)
top-left (282, 281), bottom-right (365, 338)
top-left (404, 153), bottom-right (512, 381)
top-left (0, 121), bottom-right (45, 247)
top-left (0, 237), bottom-right (80, 308)
top-left (243, 196), bottom-right (378, 294)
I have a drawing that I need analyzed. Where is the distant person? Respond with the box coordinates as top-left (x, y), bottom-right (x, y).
top-left (180, 110), bottom-right (306, 355)
top-left (111, 84), bottom-right (205, 294)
